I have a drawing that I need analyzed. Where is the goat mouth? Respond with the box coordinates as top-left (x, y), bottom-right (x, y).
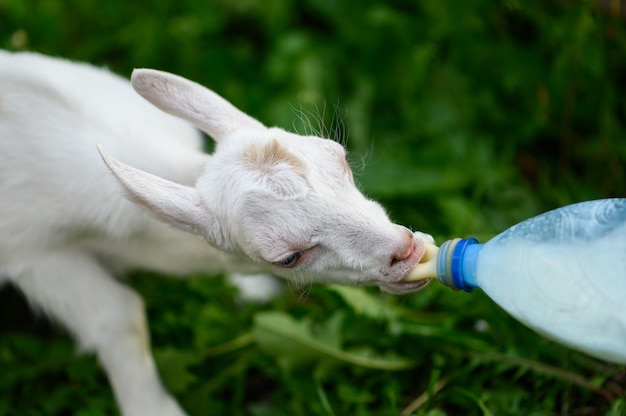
top-left (378, 241), bottom-right (432, 293)
top-left (389, 240), bottom-right (425, 281)
top-left (378, 279), bottom-right (431, 294)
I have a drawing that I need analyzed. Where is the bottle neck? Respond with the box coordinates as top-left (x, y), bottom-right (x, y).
top-left (436, 238), bottom-right (481, 292)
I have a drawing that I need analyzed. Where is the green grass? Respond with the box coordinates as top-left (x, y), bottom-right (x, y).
top-left (1, 0), bottom-right (625, 415)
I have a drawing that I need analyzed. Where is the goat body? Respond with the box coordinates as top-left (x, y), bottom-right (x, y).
top-left (0, 50), bottom-right (431, 416)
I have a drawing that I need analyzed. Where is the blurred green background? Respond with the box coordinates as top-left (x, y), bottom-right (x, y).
top-left (1, 1), bottom-right (625, 415)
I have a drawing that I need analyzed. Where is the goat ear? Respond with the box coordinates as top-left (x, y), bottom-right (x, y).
top-left (131, 69), bottom-right (265, 142)
top-left (97, 145), bottom-right (223, 244)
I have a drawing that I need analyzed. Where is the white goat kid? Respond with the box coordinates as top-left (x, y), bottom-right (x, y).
top-left (0, 50), bottom-right (432, 416)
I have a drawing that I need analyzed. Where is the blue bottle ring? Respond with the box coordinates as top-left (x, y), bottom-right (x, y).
top-left (450, 238), bottom-right (479, 292)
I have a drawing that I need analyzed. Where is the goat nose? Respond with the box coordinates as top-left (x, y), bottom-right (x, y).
top-left (389, 228), bottom-right (415, 267)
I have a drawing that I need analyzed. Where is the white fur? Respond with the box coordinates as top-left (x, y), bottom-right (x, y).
top-left (0, 50), bottom-right (433, 416)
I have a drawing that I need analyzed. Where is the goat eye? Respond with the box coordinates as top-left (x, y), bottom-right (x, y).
top-left (275, 252), bottom-right (303, 268)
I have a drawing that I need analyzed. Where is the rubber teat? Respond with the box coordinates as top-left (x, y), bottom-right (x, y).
top-left (404, 243), bottom-right (440, 281)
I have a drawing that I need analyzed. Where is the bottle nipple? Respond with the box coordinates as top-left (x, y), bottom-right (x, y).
top-left (404, 243), bottom-right (440, 281)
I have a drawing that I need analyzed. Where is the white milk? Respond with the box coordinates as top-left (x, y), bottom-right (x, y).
top-left (477, 237), bottom-right (626, 364)
top-left (476, 199), bottom-right (626, 363)
top-left (408, 199), bottom-right (626, 363)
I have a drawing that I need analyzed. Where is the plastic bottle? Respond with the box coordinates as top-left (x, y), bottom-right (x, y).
top-left (406, 198), bottom-right (626, 364)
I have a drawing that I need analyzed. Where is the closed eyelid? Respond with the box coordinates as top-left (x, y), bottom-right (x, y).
top-left (272, 245), bottom-right (318, 268)
top-left (275, 252), bottom-right (302, 268)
